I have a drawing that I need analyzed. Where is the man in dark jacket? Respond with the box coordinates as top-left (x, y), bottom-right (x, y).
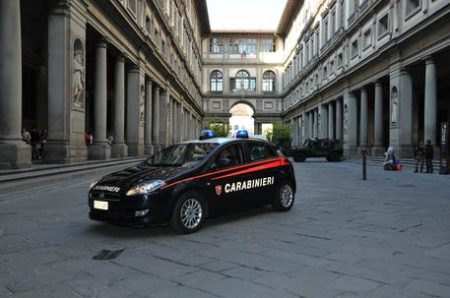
top-left (425, 140), bottom-right (434, 173)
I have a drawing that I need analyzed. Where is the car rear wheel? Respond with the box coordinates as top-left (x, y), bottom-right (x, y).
top-left (272, 181), bottom-right (295, 211)
top-left (293, 152), bottom-right (306, 162)
top-left (170, 191), bottom-right (205, 234)
top-left (327, 152), bottom-right (341, 162)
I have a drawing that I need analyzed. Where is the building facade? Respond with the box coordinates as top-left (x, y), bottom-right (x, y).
top-left (1, 0), bottom-right (449, 169)
top-left (201, 31), bottom-right (285, 135)
top-left (281, 0), bottom-right (450, 158)
top-left (0, 0), bottom-right (208, 168)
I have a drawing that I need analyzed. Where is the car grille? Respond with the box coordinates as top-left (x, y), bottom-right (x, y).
top-left (90, 191), bottom-right (122, 202)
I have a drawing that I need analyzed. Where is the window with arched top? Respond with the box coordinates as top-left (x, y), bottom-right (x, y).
top-left (262, 71), bottom-right (276, 93)
top-left (210, 70), bottom-right (223, 92)
top-left (236, 70), bottom-right (250, 90)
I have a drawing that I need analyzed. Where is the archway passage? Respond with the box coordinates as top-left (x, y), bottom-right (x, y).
top-left (229, 103), bottom-right (254, 136)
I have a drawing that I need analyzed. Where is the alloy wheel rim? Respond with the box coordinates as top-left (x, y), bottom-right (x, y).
top-left (180, 198), bottom-right (203, 229)
top-left (280, 184), bottom-right (293, 208)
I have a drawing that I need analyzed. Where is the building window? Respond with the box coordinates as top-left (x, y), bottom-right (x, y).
top-left (363, 28), bottom-right (372, 49)
top-left (337, 53), bottom-right (343, 68)
top-left (261, 39), bottom-right (276, 52)
top-left (339, 0), bottom-right (345, 28)
top-left (161, 39), bottom-right (166, 55)
top-left (145, 16), bottom-right (151, 34)
top-left (323, 17), bottom-right (329, 44)
top-left (378, 14), bottom-right (389, 38)
top-left (351, 39), bottom-right (359, 58)
top-left (128, 0), bottom-right (137, 15)
top-left (210, 38), bottom-right (223, 53)
top-left (330, 60), bottom-right (335, 73)
top-left (233, 70), bottom-right (255, 91)
top-left (323, 66), bottom-right (328, 79)
top-left (315, 29), bottom-right (320, 53)
top-left (210, 70), bottom-right (223, 92)
top-left (239, 39), bottom-right (257, 55)
top-left (262, 71), bottom-right (276, 93)
top-left (330, 9), bottom-right (336, 35)
top-left (406, 0), bottom-right (421, 17)
top-left (229, 39), bottom-right (239, 54)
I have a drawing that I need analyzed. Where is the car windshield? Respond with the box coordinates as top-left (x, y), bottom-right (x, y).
top-left (146, 143), bottom-right (218, 167)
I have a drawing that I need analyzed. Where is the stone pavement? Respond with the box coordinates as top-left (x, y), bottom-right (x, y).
top-left (0, 158), bottom-right (449, 297)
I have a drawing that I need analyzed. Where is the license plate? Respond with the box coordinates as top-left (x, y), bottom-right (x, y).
top-left (94, 200), bottom-right (108, 210)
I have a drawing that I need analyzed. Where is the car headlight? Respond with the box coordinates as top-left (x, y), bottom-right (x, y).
top-left (90, 180), bottom-right (99, 190)
top-left (126, 180), bottom-right (166, 196)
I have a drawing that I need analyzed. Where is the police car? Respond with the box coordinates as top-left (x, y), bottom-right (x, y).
top-left (89, 138), bottom-right (296, 234)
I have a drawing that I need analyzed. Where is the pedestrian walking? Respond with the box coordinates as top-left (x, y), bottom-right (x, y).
top-left (39, 129), bottom-right (48, 159)
top-left (22, 128), bottom-right (31, 144)
top-left (425, 140), bottom-right (434, 173)
top-left (30, 128), bottom-right (40, 159)
top-left (413, 142), bottom-right (424, 173)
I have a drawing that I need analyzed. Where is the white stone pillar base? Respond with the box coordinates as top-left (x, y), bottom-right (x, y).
top-left (371, 146), bottom-right (386, 157)
top-left (144, 145), bottom-right (154, 156)
top-left (0, 141), bottom-right (32, 169)
top-left (44, 141), bottom-right (71, 164)
top-left (88, 143), bottom-right (111, 160)
top-left (344, 146), bottom-right (358, 156)
top-left (127, 144), bottom-right (145, 157)
top-left (111, 143), bottom-right (128, 158)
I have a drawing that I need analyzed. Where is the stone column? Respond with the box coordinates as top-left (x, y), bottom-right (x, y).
top-left (111, 56), bottom-right (128, 158)
top-left (373, 81), bottom-right (384, 155)
top-left (320, 105), bottom-right (328, 139)
top-left (360, 88), bottom-right (368, 148)
top-left (0, 0), bottom-right (31, 168)
top-left (152, 85), bottom-right (161, 152)
top-left (424, 58), bottom-right (437, 146)
top-left (336, 98), bottom-right (342, 141)
top-left (144, 79), bottom-right (153, 155)
top-left (308, 111), bottom-right (314, 139)
top-left (159, 89), bottom-right (170, 146)
top-left (328, 102), bottom-right (335, 139)
top-left (172, 99), bottom-right (178, 144)
top-left (343, 89), bottom-right (357, 155)
top-left (313, 108), bottom-right (318, 139)
top-left (88, 39), bottom-right (110, 160)
top-left (389, 66), bottom-right (414, 157)
top-left (177, 103), bottom-right (182, 142)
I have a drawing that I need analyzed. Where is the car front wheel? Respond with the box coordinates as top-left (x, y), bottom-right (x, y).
top-left (170, 191), bottom-right (206, 234)
top-left (272, 182), bottom-right (295, 211)
top-left (293, 152), bottom-right (306, 162)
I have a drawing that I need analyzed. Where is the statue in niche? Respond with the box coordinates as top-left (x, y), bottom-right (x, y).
top-left (391, 87), bottom-right (398, 124)
top-left (73, 46), bottom-right (85, 109)
top-left (140, 85), bottom-right (145, 122)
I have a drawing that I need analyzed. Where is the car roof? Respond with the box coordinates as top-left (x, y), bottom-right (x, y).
top-left (181, 137), bottom-right (272, 146)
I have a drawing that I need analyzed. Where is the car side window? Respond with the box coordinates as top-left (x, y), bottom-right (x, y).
top-left (212, 145), bottom-right (243, 169)
top-left (248, 143), bottom-right (274, 161)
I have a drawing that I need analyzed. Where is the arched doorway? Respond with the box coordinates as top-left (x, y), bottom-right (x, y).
top-left (229, 103), bottom-right (254, 135)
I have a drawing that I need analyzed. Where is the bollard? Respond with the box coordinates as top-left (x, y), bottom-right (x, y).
top-left (362, 149), bottom-right (367, 180)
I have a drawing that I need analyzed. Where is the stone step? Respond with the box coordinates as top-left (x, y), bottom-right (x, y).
top-left (0, 157), bottom-right (146, 183)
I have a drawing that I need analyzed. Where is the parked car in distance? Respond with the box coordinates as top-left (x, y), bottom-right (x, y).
top-left (291, 138), bottom-right (343, 162)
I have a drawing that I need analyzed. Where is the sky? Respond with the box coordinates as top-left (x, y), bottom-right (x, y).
top-left (206, 0), bottom-right (288, 31)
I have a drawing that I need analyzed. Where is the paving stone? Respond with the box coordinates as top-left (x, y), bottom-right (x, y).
top-left (328, 275), bottom-right (381, 292)
top-left (405, 280), bottom-right (450, 297)
top-left (200, 277), bottom-right (298, 298)
top-left (1, 160), bottom-right (450, 297)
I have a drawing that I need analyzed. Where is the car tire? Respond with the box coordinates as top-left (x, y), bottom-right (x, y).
top-left (293, 152), bottom-right (306, 162)
top-left (328, 152), bottom-right (341, 162)
top-left (170, 191), bottom-right (206, 234)
top-left (272, 181), bottom-right (295, 212)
